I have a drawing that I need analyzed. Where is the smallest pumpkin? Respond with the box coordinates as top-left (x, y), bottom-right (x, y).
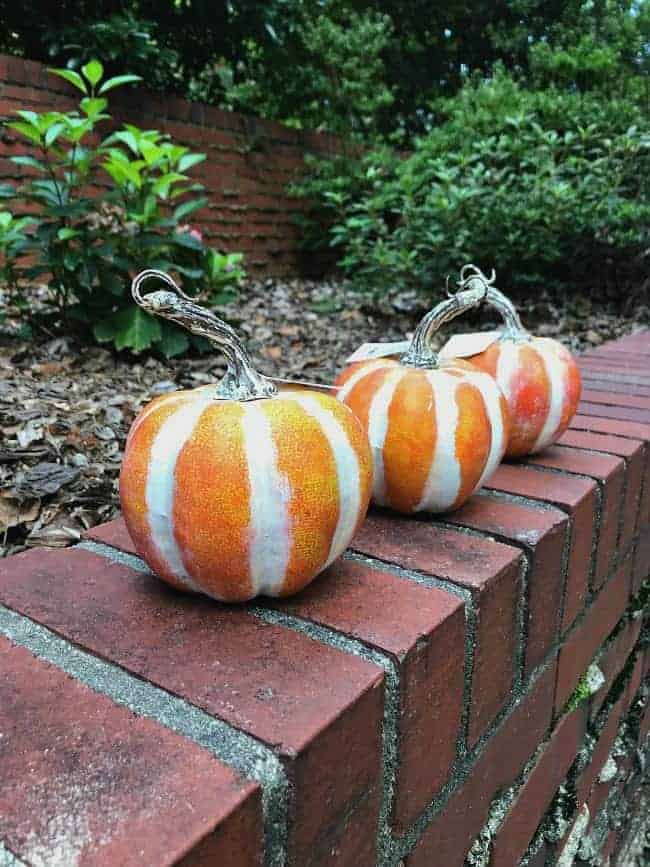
top-left (465, 275), bottom-right (582, 457)
top-left (335, 267), bottom-right (511, 514)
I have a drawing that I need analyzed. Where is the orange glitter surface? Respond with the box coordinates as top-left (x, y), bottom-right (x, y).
top-left (262, 397), bottom-right (339, 596)
top-left (382, 369), bottom-right (437, 513)
top-left (172, 400), bottom-right (253, 602)
top-left (120, 392), bottom-right (193, 592)
top-left (452, 381), bottom-right (491, 508)
top-left (338, 362), bottom-right (397, 430)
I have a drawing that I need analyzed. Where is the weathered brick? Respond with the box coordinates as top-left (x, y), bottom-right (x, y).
top-left (555, 557), bottom-right (633, 712)
top-left (591, 616), bottom-right (643, 719)
top-left (0, 548), bottom-right (384, 864)
top-left (274, 557), bottom-right (465, 831)
top-left (0, 637), bottom-right (263, 867)
top-left (582, 389), bottom-right (650, 410)
top-left (579, 377), bottom-right (650, 398)
top-left (557, 429), bottom-right (645, 554)
top-left (579, 401), bottom-right (650, 424)
top-left (632, 523), bottom-right (650, 593)
top-left (445, 492), bottom-right (568, 673)
top-left (490, 705), bottom-right (588, 866)
top-left (486, 464), bottom-right (597, 631)
top-left (404, 663), bottom-right (557, 867)
top-left (353, 511), bottom-right (523, 746)
top-left (527, 446), bottom-right (625, 588)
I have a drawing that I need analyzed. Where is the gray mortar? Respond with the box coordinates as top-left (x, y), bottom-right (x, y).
top-left (0, 843), bottom-right (26, 867)
top-left (555, 441), bottom-right (635, 559)
top-left (0, 604), bottom-right (290, 867)
top-left (392, 657), bottom-right (558, 863)
top-left (346, 549), bottom-right (477, 759)
top-left (82, 539), bottom-right (476, 865)
top-left (483, 485), bottom-right (576, 635)
top-left (250, 604), bottom-right (401, 865)
top-left (518, 462), bottom-right (603, 589)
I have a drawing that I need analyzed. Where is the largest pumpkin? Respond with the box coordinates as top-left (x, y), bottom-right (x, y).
top-left (120, 270), bottom-right (372, 602)
top-left (335, 268), bottom-right (510, 514)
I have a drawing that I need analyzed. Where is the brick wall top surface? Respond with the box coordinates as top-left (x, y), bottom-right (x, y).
top-left (0, 327), bottom-right (648, 864)
top-left (0, 636), bottom-right (262, 867)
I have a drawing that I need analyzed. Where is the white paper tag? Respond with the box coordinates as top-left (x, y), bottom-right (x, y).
top-left (439, 331), bottom-right (501, 359)
top-left (346, 340), bottom-right (411, 363)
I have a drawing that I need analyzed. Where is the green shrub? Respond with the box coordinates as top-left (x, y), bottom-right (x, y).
top-left (1, 60), bottom-right (245, 355)
top-left (292, 69), bottom-right (650, 299)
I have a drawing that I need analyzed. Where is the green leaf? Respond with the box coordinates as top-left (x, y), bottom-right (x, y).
top-left (98, 74), bottom-right (142, 95)
top-left (172, 231), bottom-right (204, 251)
top-left (82, 59), bottom-right (103, 87)
top-left (7, 121), bottom-right (42, 145)
top-left (80, 97), bottom-right (108, 119)
top-left (94, 306), bottom-right (162, 353)
top-left (57, 227), bottom-right (79, 241)
top-left (177, 153), bottom-right (206, 173)
top-left (173, 197), bottom-right (208, 222)
top-left (48, 68), bottom-right (87, 94)
top-left (10, 155), bottom-right (46, 171)
top-left (45, 122), bottom-right (65, 147)
top-left (158, 322), bottom-right (190, 357)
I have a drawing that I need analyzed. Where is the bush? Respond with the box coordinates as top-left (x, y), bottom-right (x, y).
top-left (1, 60), bottom-right (245, 355)
top-left (292, 69), bottom-right (650, 299)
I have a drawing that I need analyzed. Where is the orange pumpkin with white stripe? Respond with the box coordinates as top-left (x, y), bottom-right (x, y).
top-left (466, 283), bottom-right (581, 457)
top-left (120, 271), bottom-right (372, 602)
top-left (335, 273), bottom-right (511, 514)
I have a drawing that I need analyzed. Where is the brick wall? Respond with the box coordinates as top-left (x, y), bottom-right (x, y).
top-left (0, 54), bottom-right (339, 278)
top-left (0, 350), bottom-right (648, 859)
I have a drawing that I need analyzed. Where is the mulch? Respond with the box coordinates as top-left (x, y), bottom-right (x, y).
top-left (1, 277), bottom-right (647, 557)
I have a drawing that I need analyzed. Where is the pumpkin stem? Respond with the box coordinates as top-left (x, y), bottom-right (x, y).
top-left (131, 270), bottom-right (278, 401)
top-left (482, 281), bottom-right (530, 343)
top-left (400, 264), bottom-right (491, 368)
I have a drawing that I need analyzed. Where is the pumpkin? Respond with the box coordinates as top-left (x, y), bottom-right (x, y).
top-left (120, 270), bottom-right (373, 602)
top-left (334, 268), bottom-right (510, 514)
top-left (465, 278), bottom-right (582, 457)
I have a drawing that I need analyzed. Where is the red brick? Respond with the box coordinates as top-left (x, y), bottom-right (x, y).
top-left (274, 558), bottom-right (465, 830)
top-left (591, 616), bottom-right (643, 718)
top-left (490, 705), bottom-right (588, 865)
top-left (0, 548), bottom-right (384, 864)
top-left (445, 492), bottom-right (568, 673)
top-left (555, 557), bottom-right (633, 712)
top-left (0, 638), bottom-right (263, 867)
top-left (632, 523), bottom-right (650, 593)
top-left (353, 511), bottom-right (523, 745)
top-left (580, 377), bottom-right (650, 398)
top-left (527, 447), bottom-right (625, 588)
top-left (577, 367), bottom-right (650, 388)
top-left (486, 464), bottom-right (597, 630)
top-left (570, 413), bottom-right (650, 444)
top-left (557, 429), bottom-right (645, 554)
top-left (577, 694), bottom-right (627, 807)
top-left (582, 389), bottom-right (650, 410)
top-left (404, 663), bottom-right (557, 867)
top-left (579, 401), bottom-right (650, 424)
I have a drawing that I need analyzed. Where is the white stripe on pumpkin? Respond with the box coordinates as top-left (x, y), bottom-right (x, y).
top-left (242, 402), bottom-right (292, 597)
top-left (416, 371), bottom-right (462, 512)
top-left (366, 367), bottom-right (406, 506)
top-left (285, 392), bottom-right (361, 568)
top-left (145, 396), bottom-right (209, 592)
top-left (532, 339), bottom-right (566, 453)
top-left (463, 369), bottom-right (506, 487)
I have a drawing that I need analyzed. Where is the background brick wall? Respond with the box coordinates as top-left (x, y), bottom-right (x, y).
top-left (0, 54), bottom-right (339, 278)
